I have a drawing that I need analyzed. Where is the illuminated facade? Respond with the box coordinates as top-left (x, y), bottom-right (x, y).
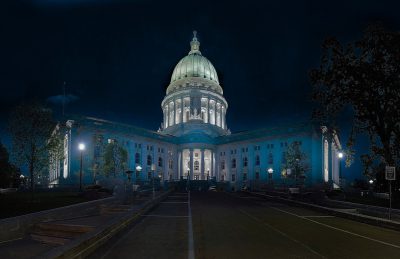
top-left (49, 32), bottom-right (342, 190)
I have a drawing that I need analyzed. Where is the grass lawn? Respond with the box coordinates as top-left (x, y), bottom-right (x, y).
top-left (0, 191), bottom-right (89, 219)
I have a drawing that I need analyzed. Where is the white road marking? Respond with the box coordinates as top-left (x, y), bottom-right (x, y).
top-left (141, 214), bottom-right (189, 218)
top-left (239, 209), bottom-right (326, 258)
top-left (271, 206), bottom-right (400, 249)
top-left (100, 216), bottom-right (148, 259)
top-left (188, 191), bottom-right (195, 259)
top-left (303, 215), bottom-right (335, 218)
top-left (161, 201), bottom-right (189, 204)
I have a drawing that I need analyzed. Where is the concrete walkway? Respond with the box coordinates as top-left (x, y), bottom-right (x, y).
top-left (0, 192), bottom-right (162, 259)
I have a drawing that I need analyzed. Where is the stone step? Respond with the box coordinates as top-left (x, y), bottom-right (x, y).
top-left (100, 205), bottom-right (132, 214)
top-left (30, 228), bottom-right (83, 239)
top-left (36, 223), bottom-right (94, 233)
top-left (30, 233), bottom-right (70, 245)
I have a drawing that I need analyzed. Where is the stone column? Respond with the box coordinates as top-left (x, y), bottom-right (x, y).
top-left (180, 97), bottom-right (184, 124)
top-left (180, 150), bottom-right (184, 180)
top-left (178, 151), bottom-right (181, 179)
top-left (165, 105), bottom-right (169, 128)
top-left (211, 150), bottom-right (214, 178)
top-left (201, 149), bottom-right (205, 180)
top-left (190, 149), bottom-right (194, 180)
top-left (208, 98), bottom-right (211, 124)
top-left (219, 104), bottom-right (223, 128)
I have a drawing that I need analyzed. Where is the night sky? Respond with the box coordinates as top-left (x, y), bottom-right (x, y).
top-left (1, 0), bottom-right (400, 176)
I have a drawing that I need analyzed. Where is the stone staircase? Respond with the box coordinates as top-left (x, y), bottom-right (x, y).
top-left (100, 204), bottom-right (132, 215)
top-left (30, 223), bottom-right (94, 245)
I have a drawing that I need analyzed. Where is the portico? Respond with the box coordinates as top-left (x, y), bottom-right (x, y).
top-left (178, 148), bottom-right (215, 180)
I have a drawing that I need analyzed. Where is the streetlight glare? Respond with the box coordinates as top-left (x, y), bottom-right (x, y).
top-left (268, 168), bottom-right (274, 174)
top-left (338, 152), bottom-right (344, 159)
top-left (369, 179), bottom-right (374, 184)
top-left (78, 143), bottom-right (85, 151)
top-left (136, 165), bottom-right (142, 171)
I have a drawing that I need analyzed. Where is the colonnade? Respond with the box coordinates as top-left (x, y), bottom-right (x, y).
top-left (163, 96), bottom-right (226, 130)
top-left (177, 148), bottom-right (216, 180)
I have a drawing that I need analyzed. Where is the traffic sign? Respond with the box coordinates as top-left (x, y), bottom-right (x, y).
top-left (385, 166), bottom-right (396, 181)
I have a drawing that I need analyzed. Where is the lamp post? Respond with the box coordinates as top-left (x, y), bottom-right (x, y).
top-left (337, 152), bottom-right (344, 189)
top-left (187, 168), bottom-right (190, 192)
top-left (125, 170), bottom-right (133, 183)
top-left (151, 164), bottom-right (156, 199)
top-left (78, 143), bottom-right (85, 192)
top-left (20, 174), bottom-right (25, 188)
top-left (267, 168), bottom-right (274, 187)
top-left (135, 165), bottom-right (142, 186)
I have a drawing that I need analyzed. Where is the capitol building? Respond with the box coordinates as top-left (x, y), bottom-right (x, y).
top-left (50, 32), bottom-right (342, 190)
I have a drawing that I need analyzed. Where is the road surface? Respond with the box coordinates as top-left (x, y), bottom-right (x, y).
top-left (94, 191), bottom-right (400, 259)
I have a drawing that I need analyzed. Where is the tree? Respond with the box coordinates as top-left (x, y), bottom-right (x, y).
top-left (102, 141), bottom-right (128, 178)
top-left (9, 102), bottom-right (63, 192)
top-left (0, 141), bottom-right (20, 188)
top-left (282, 142), bottom-right (308, 186)
top-left (310, 24), bottom-right (400, 187)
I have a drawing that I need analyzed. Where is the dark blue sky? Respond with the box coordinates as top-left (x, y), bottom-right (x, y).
top-left (0, 0), bottom-right (399, 177)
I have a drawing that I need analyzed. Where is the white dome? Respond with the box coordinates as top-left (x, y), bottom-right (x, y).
top-left (171, 53), bottom-right (219, 84)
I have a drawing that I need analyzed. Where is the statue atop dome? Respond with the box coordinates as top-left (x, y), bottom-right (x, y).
top-left (189, 30), bottom-right (201, 54)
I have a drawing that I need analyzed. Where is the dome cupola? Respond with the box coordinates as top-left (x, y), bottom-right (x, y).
top-left (168, 31), bottom-right (222, 94)
top-left (161, 31), bottom-right (228, 137)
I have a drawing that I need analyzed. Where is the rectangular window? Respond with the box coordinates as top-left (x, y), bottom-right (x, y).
top-left (148, 172), bottom-right (152, 179)
top-left (255, 172), bottom-right (259, 180)
top-left (243, 173), bottom-right (247, 181)
top-left (232, 174), bottom-right (236, 182)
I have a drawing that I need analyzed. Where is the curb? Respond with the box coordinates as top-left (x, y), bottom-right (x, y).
top-left (39, 191), bottom-right (172, 259)
top-left (246, 191), bottom-right (400, 232)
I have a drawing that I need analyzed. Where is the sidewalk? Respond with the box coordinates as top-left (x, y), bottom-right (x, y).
top-left (0, 191), bottom-right (167, 259)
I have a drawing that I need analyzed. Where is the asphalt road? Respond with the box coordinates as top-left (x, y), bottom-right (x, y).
top-left (96, 191), bottom-right (400, 259)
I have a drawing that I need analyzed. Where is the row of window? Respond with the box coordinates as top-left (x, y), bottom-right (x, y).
top-left (134, 153), bottom-right (173, 168)
top-left (220, 141), bottom-right (303, 156)
top-left (228, 171), bottom-right (273, 182)
top-left (221, 154), bottom-right (276, 169)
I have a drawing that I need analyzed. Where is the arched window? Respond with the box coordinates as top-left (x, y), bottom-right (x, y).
top-left (243, 157), bottom-right (248, 167)
top-left (268, 153), bottom-right (273, 164)
top-left (231, 158), bottom-right (236, 168)
top-left (194, 161), bottom-right (199, 171)
top-left (147, 155), bottom-right (152, 166)
top-left (255, 155), bottom-right (260, 166)
top-left (135, 153), bottom-right (140, 164)
top-left (158, 157), bottom-right (163, 167)
top-left (221, 160), bottom-right (225, 170)
top-left (281, 152), bottom-right (286, 164)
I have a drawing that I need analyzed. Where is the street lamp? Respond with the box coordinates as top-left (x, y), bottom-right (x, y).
top-left (78, 143), bottom-right (85, 191)
top-left (337, 151), bottom-right (344, 189)
top-left (267, 167), bottom-right (273, 185)
top-left (125, 170), bottom-right (133, 183)
top-left (20, 174), bottom-right (25, 188)
top-left (187, 168), bottom-right (190, 192)
top-left (151, 164), bottom-right (156, 199)
top-left (135, 165), bottom-right (142, 185)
